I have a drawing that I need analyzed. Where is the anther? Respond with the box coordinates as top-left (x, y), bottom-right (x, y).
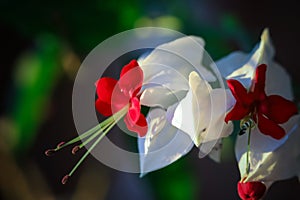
top-left (72, 145), bottom-right (80, 155)
top-left (61, 175), bottom-right (70, 184)
top-left (45, 149), bottom-right (56, 156)
top-left (57, 142), bottom-right (65, 148)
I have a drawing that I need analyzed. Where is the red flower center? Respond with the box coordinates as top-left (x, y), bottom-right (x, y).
top-left (225, 64), bottom-right (298, 139)
top-left (95, 59), bottom-right (148, 137)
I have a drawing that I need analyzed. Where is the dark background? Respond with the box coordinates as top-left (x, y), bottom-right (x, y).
top-left (0, 0), bottom-right (299, 199)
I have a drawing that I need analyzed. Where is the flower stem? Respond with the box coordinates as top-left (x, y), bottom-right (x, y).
top-left (246, 120), bottom-right (252, 175)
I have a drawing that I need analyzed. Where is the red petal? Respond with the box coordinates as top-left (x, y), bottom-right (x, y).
top-left (225, 102), bottom-right (251, 123)
top-left (96, 77), bottom-right (118, 104)
top-left (227, 79), bottom-right (254, 106)
top-left (237, 181), bottom-right (266, 200)
top-left (252, 64), bottom-right (267, 101)
top-left (120, 59), bottom-right (139, 77)
top-left (96, 77), bottom-right (129, 115)
top-left (124, 113), bottom-right (148, 137)
top-left (135, 114), bottom-right (148, 137)
top-left (119, 60), bottom-right (143, 97)
top-left (110, 86), bottom-right (130, 114)
top-left (265, 95), bottom-right (298, 124)
top-left (257, 113), bottom-right (285, 139)
top-left (127, 97), bottom-right (141, 125)
top-left (95, 98), bottom-right (112, 117)
top-left (124, 97), bottom-right (148, 137)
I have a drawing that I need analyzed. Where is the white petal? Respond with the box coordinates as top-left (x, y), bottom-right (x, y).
top-left (140, 86), bottom-right (187, 108)
top-left (169, 71), bottom-right (234, 151)
top-left (235, 114), bottom-right (300, 182)
top-left (216, 29), bottom-right (291, 95)
top-left (265, 61), bottom-right (293, 100)
top-left (138, 108), bottom-right (194, 176)
top-left (206, 139), bottom-right (223, 163)
top-left (197, 88), bottom-right (235, 157)
top-left (170, 71), bottom-right (211, 146)
top-left (217, 29), bottom-right (293, 99)
top-left (138, 36), bottom-right (217, 108)
top-left (215, 51), bottom-right (249, 82)
top-left (199, 89), bottom-right (235, 142)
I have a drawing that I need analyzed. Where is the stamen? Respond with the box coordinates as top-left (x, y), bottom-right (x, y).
top-left (64, 109), bottom-right (126, 183)
top-left (72, 145), bottom-right (80, 155)
top-left (44, 124), bottom-right (103, 155)
top-left (57, 142), bottom-right (65, 148)
top-left (54, 107), bottom-right (127, 152)
top-left (50, 105), bottom-right (129, 184)
top-left (246, 163), bottom-right (251, 174)
top-left (245, 120), bottom-right (252, 175)
top-left (45, 149), bottom-right (56, 156)
top-left (49, 105), bottom-right (129, 156)
top-left (56, 124), bottom-right (102, 150)
top-left (61, 175), bottom-right (70, 184)
top-left (78, 118), bottom-right (115, 149)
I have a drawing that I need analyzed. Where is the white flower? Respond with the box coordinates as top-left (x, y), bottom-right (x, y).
top-left (216, 28), bottom-right (296, 153)
top-left (216, 28), bottom-right (299, 198)
top-left (138, 36), bottom-right (234, 175)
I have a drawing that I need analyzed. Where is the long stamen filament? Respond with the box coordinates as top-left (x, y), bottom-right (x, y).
top-left (45, 106), bottom-right (129, 156)
top-left (78, 118), bottom-right (115, 150)
top-left (57, 124), bottom-right (102, 149)
top-left (45, 124), bottom-right (103, 156)
top-left (63, 109), bottom-right (125, 184)
top-left (78, 107), bottom-right (128, 150)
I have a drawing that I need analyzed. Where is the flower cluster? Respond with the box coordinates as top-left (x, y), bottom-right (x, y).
top-left (46, 28), bottom-right (299, 199)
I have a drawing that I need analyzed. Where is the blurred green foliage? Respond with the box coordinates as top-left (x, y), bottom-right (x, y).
top-left (148, 155), bottom-right (197, 200)
top-left (11, 33), bottom-right (63, 153)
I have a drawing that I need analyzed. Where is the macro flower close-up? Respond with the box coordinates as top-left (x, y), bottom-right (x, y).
top-left (1, 1), bottom-right (300, 200)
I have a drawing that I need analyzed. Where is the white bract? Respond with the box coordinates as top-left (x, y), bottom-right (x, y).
top-left (216, 28), bottom-right (293, 100)
top-left (138, 36), bottom-right (234, 175)
top-left (236, 115), bottom-right (300, 185)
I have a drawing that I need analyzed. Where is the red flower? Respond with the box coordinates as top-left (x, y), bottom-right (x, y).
top-left (225, 64), bottom-right (298, 139)
top-left (238, 181), bottom-right (266, 200)
top-left (95, 60), bottom-right (148, 137)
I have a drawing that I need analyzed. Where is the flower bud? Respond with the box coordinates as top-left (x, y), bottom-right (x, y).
top-left (237, 181), bottom-right (266, 200)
